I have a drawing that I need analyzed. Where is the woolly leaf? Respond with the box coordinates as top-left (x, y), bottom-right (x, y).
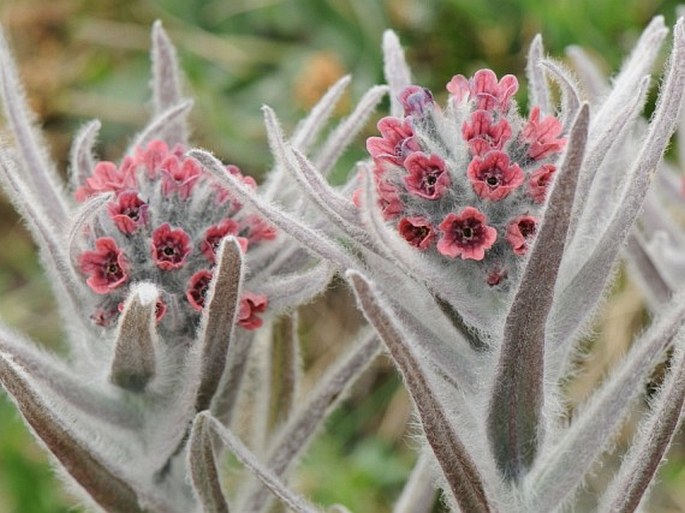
top-left (188, 413), bottom-right (231, 513)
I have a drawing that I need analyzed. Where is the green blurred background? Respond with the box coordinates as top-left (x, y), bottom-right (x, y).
top-left (1, 0), bottom-right (685, 512)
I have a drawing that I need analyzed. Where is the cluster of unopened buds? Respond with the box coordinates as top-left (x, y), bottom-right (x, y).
top-left (363, 69), bottom-right (566, 287)
top-left (74, 140), bottom-right (276, 333)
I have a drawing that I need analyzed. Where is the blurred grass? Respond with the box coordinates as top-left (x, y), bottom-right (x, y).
top-left (1, 0), bottom-right (685, 512)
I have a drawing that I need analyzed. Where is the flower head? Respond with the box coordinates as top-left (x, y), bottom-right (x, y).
top-left (506, 215), bottom-right (538, 255)
top-left (363, 70), bottom-right (566, 285)
top-left (75, 140), bottom-right (276, 332)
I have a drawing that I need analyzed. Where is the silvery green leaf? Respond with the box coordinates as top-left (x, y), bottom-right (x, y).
top-left (526, 35), bottom-right (551, 114)
top-left (110, 283), bottom-right (160, 392)
top-left (190, 149), bottom-right (358, 270)
top-left (526, 295), bottom-right (685, 512)
top-left (313, 84), bottom-right (388, 177)
top-left (488, 104), bottom-right (589, 482)
top-left (540, 60), bottom-right (581, 127)
top-left (382, 30), bottom-right (412, 117)
top-left (0, 26), bottom-right (68, 221)
top-left (254, 262), bottom-right (334, 314)
top-left (550, 20), bottom-right (685, 385)
top-left (188, 413), bottom-right (231, 513)
top-left (151, 20), bottom-right (188, 146)
top-left (269, 313), bottom-right (301, 427)
top-left (68, 119), bottom-right (101, 192)
top-left (0, 354), bottom-right (150, 513)
top-left (194, 238), bottom-right (243, 412)
top-left (565, 45), bottom-right (609, 102)
top-left (347, 271), bottom-right (493, 513)
top-left (625, 232), bottom-right (672, 307)
top-left (203, 412), bottom-right (325, 513)
top-left (132, 100), bottom-right (194, 151)
top-left (240, 330), bottom-right (380, 513)
top-left (211, 329), bottom-right (253, 427)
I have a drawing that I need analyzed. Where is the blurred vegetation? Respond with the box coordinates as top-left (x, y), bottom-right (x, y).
top-left (1, 0), bottom-right (685, 512)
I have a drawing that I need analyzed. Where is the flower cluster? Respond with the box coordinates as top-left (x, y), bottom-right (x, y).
top-left (364, 70), bottom-right (566, 287)
top-left (75, 140), bottom-right (275, 333)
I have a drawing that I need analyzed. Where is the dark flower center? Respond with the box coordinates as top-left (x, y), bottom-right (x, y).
top-left (123, 207), bottom-right (140, 220)
top-left (486, 175), bottom-right (500, 187)
top-left (519, 219), bottom-right (536, 238)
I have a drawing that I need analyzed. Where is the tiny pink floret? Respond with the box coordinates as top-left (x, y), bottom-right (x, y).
top-left (437, 207), bottom-right (497, 261)
top-left (404, 152), bottom-right (451, 200)
top-left (467, 151), bottom-right (524, 200)
top-left (160, 155), bottom-right (203, 199)
top-left (528, 164), bottom-right (556, 203)
top-left (366, 116), bottom-right (420, 166)
top-left (462, 110), bottom-right (512, 155)
top-left (399, 85), bottom-right (434, 116)
top-left (398, 216), bottom-right (435, 250)
top-left (79, 237), bottom-right (130, 294)
top-left (521, 106), bottom-right (567, 160)
top-left (151, 223), bottom-right (192, 270)
top-left (186, 269), bottom-right (213, 311)
top-left (107, 192), bottom-right (149, 234)
top-left (506, 215), bottom-right (538, 256)
top-left (75, 161), bottom-right (136, 201)
top-left (238, 292), bottom-right (268, 330)
top-left (447, 69), bottom-right (518, 112)
top-left (200, 219), bottom-right (248, 262)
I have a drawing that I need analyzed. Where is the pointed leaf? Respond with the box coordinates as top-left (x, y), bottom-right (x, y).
top-left (527, 296), bottom-right (685, 511)
top-left (487, 104), bottom-right (589, 481)
top-left (132, 100), bottom-right (193, 151)
top-left (69, 119), bottom-right (101, 192)
top-left (382, 30), bottom-right (412, 117)
top-left (526, 35), bottom-right (551, 114)
top-left (195, 237), bottom-right (243, 412)
top-left (188, 414), bottom-right (231, 513)
top-left (0, 26), bottom-right (68, 221)
top-left (204, 413), bottom-right (324, 513)
top-left (565, 46), bottom-right (609, 102)
top-left (110, 283), bottom-right (159, 391)
top-left (348, 271), bottom-right (491, 513)
top-left (598, 332), bottom-right (685, 513)
top-left (241, 330), bottom-right (380, 513)
top-left (625, 232), bottom-right (672, 307)
top-left (540, 60), bottom-right (580, 126)
top-left (189, 149), bottom-right (358, 270)
top-left (0, 354), bottom-right (147, 513)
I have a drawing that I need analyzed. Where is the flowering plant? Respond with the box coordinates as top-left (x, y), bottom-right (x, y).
top-left (2, 10), bottom-right (685, 513)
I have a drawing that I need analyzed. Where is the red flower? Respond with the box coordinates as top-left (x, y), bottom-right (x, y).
top-left (437, 207), bottom-right (497, 261)
top-left (399, 86), bottom-right (434, 116)
top-left (366, 116), bottom-right (420, 166)
top-left (200, 219), bottom-right (248, 262)
top-left (151, 223), bottom-right (192, 270)
top-left (462, 110), bottom-right (512, 155)
top-left (506, 215), bottom-right (538, 256)
top-left (447, 69), bottom-right (518, 112)
top-left (238, 292), bottom-right (268, 330)
top-left (404, 153), bottom-right (450, 200)
top-left (79, 237), bottom-right (130, 294)
top-left (107, 192), bottom-right (148, 234)
top-left (133, 140), bottom-right (172, 178)
top-left (186, 269), bottom-right (213, 311)
top-left (160, 155), bottom-right (203, 199)
top-left (75, 161), bottom-right (136, 201)
top-left (398, 216), bottom-right (434, 250)
top-left (521, 107), bottom-right (566, 160)
top-left (467, 151), bottom-right (524, 200)
top-left (528, 164), bottom-right (556, 203)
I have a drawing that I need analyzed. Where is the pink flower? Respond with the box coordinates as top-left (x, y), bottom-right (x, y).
top-left (462, 110), bottom-right (512, 155)
top-left (467, 151), bottom-right (524, 200)
top-left (151, 223), bottom-right (192, 270)
top-left (506, 215), bottom-right (538, 255)
top-left (366, 116), bottom-right (420, 166)
top-left (133, 140), bottom-right (171, 177)
top-left (160, 155), bottom-right (203, 199)
top-left (447, 69), bottom-right (518, 112)
top-left (238, 292), bottom-right (268, 330)
top-left (107, 192), bottom-right (149, 234)
top-left (437, 207), bottom-right (497, 261)
top-left (79, 237), bottom-right (130, 294)
top-left (528, 164), bottom-right (556, 203)
top-left (200, 219), bottom-right (248, 262)
top-left (404, 153), bottom-right (451, 200)
top-left (75, 161), bottom-right (136, 201)
top-left (241, 215), bottom-right (277, 245)
top-left (399, 86), bottom-right (434, 116)
top-left (521, 106), bottom-right (566, 160)
top-left (398, 216), bottom-right (434, 250)
top-left (186, 269), bottom-right (213, 311)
